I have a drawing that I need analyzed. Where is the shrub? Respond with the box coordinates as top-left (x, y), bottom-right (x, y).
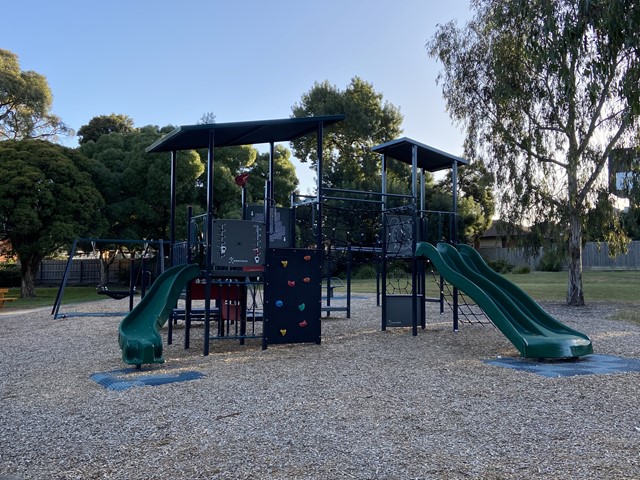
top-left (512, 265), bottom-right (531, 274)
top-left (352, 264), bottom-right (377, 279)
top-left (0, 264), bottom-right (21, 288)
top-left (487, 258), bottom-right (513, 273)
top-left (538, 247), bottom-right (566, 272)
top-left (387, 259), bottom-right (411, 276)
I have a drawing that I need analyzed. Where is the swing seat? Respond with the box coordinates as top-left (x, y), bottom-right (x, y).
top-left (97, 287), bottom-right (135, 300)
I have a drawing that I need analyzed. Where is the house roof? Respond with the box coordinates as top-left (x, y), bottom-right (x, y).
top-left (146, 115), bottom-right (346, 153)
top-left (371, 137), bottom-right (467, 172)
top-left (480, 220), bottom-right (530, 238)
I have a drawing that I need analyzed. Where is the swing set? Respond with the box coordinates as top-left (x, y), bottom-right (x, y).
top-left (52, 238), bottom-right (166, 319)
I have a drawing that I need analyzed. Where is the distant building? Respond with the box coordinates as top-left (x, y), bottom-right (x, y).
top-left (477, 220), bottom-right (528, 249)
top-left (609, 147), bottom-right (639, 211)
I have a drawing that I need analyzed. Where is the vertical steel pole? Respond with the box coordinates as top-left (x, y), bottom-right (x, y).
top-left (316, 123), bottom-right (323, 252)
top-left (204, 129), bottom-right (215, 356)
top-left (411, 145), bottom-right (418, 336)
top-left (452, 159), bottom-right (459, 331)
top-left (381, 153), bottom-right (387, 331)
top-left (452, 160), bottom-right (459, 245)
top-left (266, 142), bottom-right (275, 248)
top-left (419, 167), bottom-right (426, 329)
top-left (290, 192), bottom-right (296, 248)
top-left (316, 122), bottom-right (323, 345)
top-left (185, 205), bottom-right (193, 349)
top-left (52, 238), bottom-right (79, 318)
top-left (170, 150), bottom-right (177, 266)
top-left (346, 243), bottom-right (352, 318)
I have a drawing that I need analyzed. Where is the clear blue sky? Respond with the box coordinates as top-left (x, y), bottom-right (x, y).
top-left (3, 0), bottom-right (472, 192)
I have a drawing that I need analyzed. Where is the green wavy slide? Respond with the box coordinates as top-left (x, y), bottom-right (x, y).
top-left (415, 242), bottom-right (592, 359)
top-left (118, 263), bottom-right (200, 366)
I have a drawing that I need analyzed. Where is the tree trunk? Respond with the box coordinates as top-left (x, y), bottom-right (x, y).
top-left (567, 207), bottom-right (585, 306)
top-left (20, 254), bottom-right (40, 298)
top-left (99, 258), bottom-right (110, 288)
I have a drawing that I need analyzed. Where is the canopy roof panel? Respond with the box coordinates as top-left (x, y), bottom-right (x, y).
top-left (371, 137), bottom-right (467, 172)
top-left (146, 115), bottom-right (346, 153)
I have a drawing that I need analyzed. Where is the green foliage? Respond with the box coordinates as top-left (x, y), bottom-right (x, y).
top-left (77, 114), bottom-right (136, 144)
top-left (486, 258), bottom-right (513, 274)
top-left (0, 264), bottom-right (20, 287)
top-left (0, 49), bottom-right (71, 140)
top-left (621, 207), bottom-right (640, 240)
top-left (538, 246), bottom-right (567, 272)
top-left (583, 189), bottom-right (630, 256)
top-left (428, 0), bottom-right (640, 305)
top-left (512, 265), bottom-right (531, 274)
top-left (387, 259), bottom-right (411, 276)
top-left (352, 264), bottom-right (377, 279)
top-left (193, 145), bottom-right (257, 219)
top-left (291, 77), bottom-right (409, 252)
top-left (79, 125), bottom-right (204, 239)
top-left (246, 145), bottom-right (299, 207)
top-left (418, 160), bottom-right (495, 245)
top-left (0, 140), bottom-right (105, 296)
top-left (291, 76), bottom-right (405, 193)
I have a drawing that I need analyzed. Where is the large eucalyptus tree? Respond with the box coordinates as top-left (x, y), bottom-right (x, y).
top-left (429, 0), bottom-right (640, 305)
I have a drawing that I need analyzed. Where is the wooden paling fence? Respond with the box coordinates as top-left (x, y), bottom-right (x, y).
top-left (479, 241), bottom-right (640, 271)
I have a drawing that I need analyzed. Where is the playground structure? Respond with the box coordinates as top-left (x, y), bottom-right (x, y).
top-left (90, 114), bottom-right (592, 366)
top-left (139, 115), bottom-right (344, 360)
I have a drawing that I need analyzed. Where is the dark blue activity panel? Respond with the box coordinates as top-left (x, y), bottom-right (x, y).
top-left (263, 248), bottom-right (321, 347)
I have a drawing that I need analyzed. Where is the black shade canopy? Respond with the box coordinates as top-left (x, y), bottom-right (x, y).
top-left (146, 115), bottom-right (345, 153)
top-left (372, 137), bottom-right (467, 172)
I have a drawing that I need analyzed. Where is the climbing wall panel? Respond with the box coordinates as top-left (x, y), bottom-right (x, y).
top-left (263, 248), bottom-right (321, 347)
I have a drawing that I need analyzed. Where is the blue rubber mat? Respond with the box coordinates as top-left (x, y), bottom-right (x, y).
top-left (90, 368), bottom-right (204, 391)
top-left (485, 354), bottom-right (640, 378)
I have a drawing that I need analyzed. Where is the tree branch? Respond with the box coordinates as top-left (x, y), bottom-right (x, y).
top-left (578, 121), bottom-right (628, 205)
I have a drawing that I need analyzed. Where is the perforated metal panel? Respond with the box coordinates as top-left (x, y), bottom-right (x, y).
top-left (212, 220), bottom-right (266, 267)
top-left (247, 206), bottom-right (292, 248)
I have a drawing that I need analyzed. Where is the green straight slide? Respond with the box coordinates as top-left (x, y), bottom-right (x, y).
top-left (118, 263), bottom-right (200, 366)
top-left (415, 242), bottom-right (592, 359)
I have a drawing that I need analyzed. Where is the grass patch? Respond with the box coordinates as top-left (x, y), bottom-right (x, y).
top-left (503, 270), bottom-right (640, 303)
top-left (340, 270), bottom-right (640, 304)
top-left (2, 270), bottom-right (638, 312)
top-left (1, 287), bottom-right (104, 311)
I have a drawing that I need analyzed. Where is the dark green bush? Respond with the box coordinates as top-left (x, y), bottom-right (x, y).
top-left (0, 264), bottom-right (21, 287)
top-left (512, 265), bottom-right (531, 274)
top-left (487, 258), bottom-right (513, 273)
top-left (538, 247), bottom-right (566, 272)
top-left (352, 264), bottom-right (377, 279)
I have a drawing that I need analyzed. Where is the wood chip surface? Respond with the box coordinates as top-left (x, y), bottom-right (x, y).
top-left (1, 296), bottom-right (639, 479)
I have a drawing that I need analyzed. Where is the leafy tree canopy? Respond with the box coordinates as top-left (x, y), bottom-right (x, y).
top-left (80, 126), bottom-right (203, 240)
top-left (246, 145), bottom-right (299, 207)
top-left (291, 77), bottom-right (405, 193)
top-left (0, 140), bottom-right (104, 296)
top-left (0, 49), bottom-right (71, 141)
top-left (437, 160), bottom-right (496, 245)
top-left (428, 0), bottom-right (640, 305)
top-left (77, 114), bottom-right (136, 144)
top-left (193, 145), bottom-right (257, 219)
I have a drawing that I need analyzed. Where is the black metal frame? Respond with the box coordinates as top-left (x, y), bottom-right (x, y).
top-left (374, 138), bottom-right (467, 335)
top-left (52, 238), bottom-right (167, 319)
top-left (148, 116), bottom-right (345, 355)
